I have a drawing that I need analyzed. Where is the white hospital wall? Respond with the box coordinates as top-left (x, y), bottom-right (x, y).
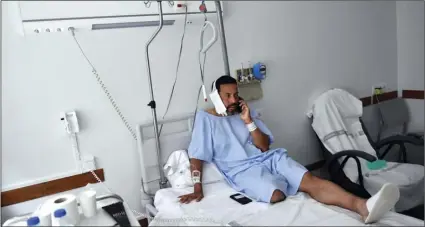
top-left (224, 1), bottom-right (398, 164)
top-left (396, 1), bottom-right (424, 132)
top-left (2, 1), bottom-right (398, 219)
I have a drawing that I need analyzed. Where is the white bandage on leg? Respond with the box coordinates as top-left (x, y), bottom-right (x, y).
top-left (246, 121), bottom-right (257, 132)
top-left (364, 183), bottom-right (400, 224)
top-left (192, 170), bottom-right (201, 184)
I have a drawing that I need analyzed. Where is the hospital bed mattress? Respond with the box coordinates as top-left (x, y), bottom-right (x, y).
top-left (149, 181), bottom-right (424, 226)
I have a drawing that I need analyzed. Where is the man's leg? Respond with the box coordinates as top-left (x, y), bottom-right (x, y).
top-left (271, 150), bottom-right (369, 218)
top-left (298, 172), bottom-right (369, 219)
top-left (273, 150), bottom-right (399, 223)
top-left (232, 163), bottom-right (290, 204)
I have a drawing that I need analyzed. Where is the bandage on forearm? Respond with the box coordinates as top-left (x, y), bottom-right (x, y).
top-left (246, 121), bottom-right (258, 132)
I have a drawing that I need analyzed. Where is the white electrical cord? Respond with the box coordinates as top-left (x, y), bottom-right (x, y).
top-left (70, 28), bottom-right (137, 141)
top-left (159, 5), bottom-right (188, 136)
top-left (374, 92), bottom-right (385, 142)
top-left (70, 133), bottom-right (83, 173)
top-left (85, 159), bottom-right (154, 222)
top-left (70, 29), bottom-right (152, 222)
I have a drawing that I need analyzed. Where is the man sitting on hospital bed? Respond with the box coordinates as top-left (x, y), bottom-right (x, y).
top-left (178, 75), bottom-right (400, 224)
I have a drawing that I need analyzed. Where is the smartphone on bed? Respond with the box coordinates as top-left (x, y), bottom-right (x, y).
top-left (230, 193), bottom-right (252, 205)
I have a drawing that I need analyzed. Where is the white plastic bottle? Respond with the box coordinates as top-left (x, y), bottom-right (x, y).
top-left (53, 209), bottom-right (75, 226)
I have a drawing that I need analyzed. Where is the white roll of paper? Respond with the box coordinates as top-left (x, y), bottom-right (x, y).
top-left (78, 189), bottom-right (97, 218)
top-left (44, 194), bottom-right (80, 226)
top-left (36, 212), bottom-right (52, 226)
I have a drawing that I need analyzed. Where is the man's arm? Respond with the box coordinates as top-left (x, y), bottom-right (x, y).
top-left (239, 100), bottom-right (270, 152)
top-left (178, 158), bottom-right (204, 203)
top-left (249, 124), bottom-right (270, 152)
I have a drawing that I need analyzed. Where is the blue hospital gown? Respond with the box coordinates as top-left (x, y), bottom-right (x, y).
top-left (188, 110), bottom-right (308, 203)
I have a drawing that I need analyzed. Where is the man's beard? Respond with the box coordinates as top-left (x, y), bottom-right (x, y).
top-left (226, 103), bottom-right (239, 115)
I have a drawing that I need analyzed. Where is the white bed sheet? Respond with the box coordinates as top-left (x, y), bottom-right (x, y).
top-left (149, 182), bottom-right (424, 226)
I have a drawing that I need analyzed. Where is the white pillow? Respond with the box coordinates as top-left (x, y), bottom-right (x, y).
top-left (163, 150), bottom-right (192, 189)
top-left (163, 150), bottom-right (224, 188)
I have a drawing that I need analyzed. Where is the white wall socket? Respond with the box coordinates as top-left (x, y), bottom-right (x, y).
top-left (371, 83), bottom-right (387, 104)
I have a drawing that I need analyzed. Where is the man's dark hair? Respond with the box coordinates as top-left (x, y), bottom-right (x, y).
top-left (213, 75), bottom-right (237, 92)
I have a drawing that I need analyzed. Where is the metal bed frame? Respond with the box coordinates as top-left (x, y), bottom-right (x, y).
top-left (136, 114), bottom-right (195, 199)
top-left (136, 114), bottom-right (196, 223)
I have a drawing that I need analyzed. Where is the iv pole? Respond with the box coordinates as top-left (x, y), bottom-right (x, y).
top-left (146, 1), bottom-right (167, 189)
top-left (146, 1), bottom-right (230, 190)
top-left (215, 1), bottom-right (230, 76)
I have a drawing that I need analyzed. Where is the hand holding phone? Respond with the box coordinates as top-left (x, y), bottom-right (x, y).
top-left (238, 99), bottom-right (252, 124)
top-left (232, 96), bottom-right (243, 113)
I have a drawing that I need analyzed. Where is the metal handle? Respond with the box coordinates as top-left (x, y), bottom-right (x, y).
top-left (200, 21), bottom-right (218, 53)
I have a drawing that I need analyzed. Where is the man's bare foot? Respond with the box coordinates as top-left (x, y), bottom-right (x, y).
top-left (355, 198), bottom-right (369, 222)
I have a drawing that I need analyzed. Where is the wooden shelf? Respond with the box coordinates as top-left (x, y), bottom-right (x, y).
top-left (1, 169), bottom-right (105, 207)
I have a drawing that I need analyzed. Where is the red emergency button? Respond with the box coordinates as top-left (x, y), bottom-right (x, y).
top-left (199, 4), bottom-right (207, 13)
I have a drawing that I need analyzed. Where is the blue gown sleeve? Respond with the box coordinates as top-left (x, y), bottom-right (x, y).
top-left (187, 111), bottom-right (214, 163)
top-left (250, 110), bottom-right (275, 144)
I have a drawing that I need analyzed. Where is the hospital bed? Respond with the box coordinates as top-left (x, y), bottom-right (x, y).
top-left (136, 114), bottom-right (424, 226)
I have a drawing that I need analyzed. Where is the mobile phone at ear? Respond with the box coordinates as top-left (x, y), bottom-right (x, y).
top-left (230, 193), bottom-right (252, 205)
top-left (235, 103), bottom-right (242, 113)
top-left (235, 97), bottom-right (244, 113)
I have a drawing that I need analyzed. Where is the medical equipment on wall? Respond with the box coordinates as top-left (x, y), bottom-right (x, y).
top-left (60, 111), bottom-right (80, 134)
top-left (252, 62), bottom-right (266, 80)
top-left (59, 111), bottom-right (96, 173)
top-left (236, 62), bottom-right (266, 84)
top-left (16, 1), bottom-right (221, 36)
top-left (60, 111), bottom-right (84, 173)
